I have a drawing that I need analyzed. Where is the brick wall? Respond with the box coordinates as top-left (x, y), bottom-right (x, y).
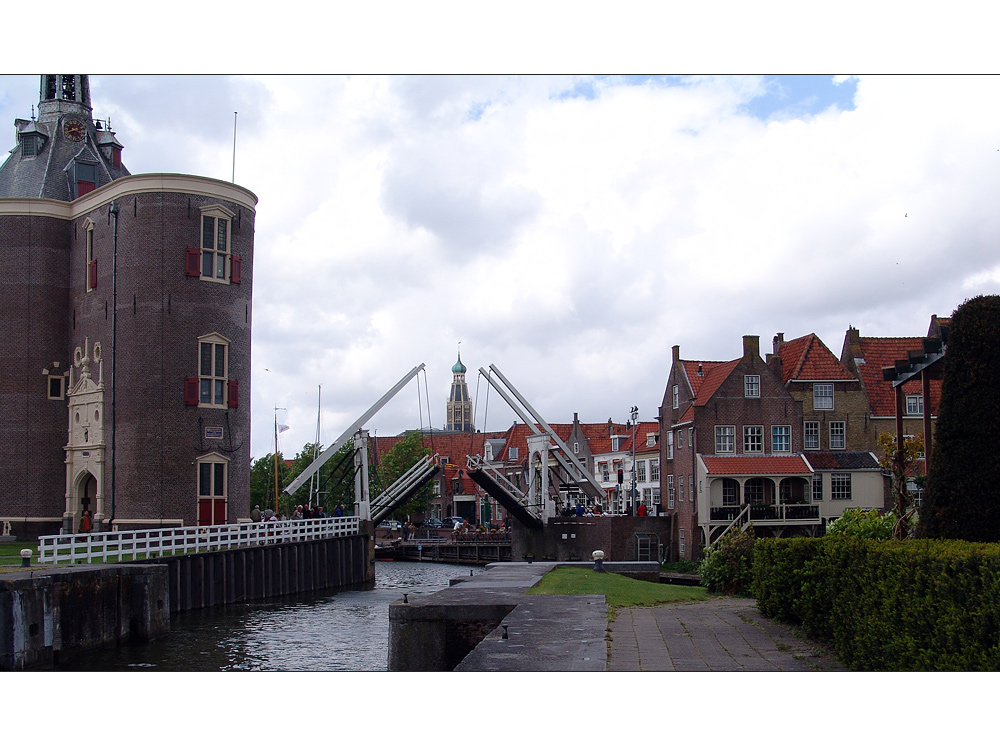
top-left (0, 187), bottom-right (254, 535)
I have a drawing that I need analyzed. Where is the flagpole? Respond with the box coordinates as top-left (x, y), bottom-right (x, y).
top-left (273, 407), bottom-right (280, 516)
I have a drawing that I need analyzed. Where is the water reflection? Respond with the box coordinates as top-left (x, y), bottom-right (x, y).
top-left (59, 561), bottom-right (477, 672)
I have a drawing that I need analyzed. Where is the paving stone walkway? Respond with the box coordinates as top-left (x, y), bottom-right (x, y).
top-left (607, 597), bottom-right (844, 671)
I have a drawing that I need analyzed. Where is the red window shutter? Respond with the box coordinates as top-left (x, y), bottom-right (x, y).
top-left (231, 255), bottom-right (242, 284)
top-left (89, 260), bottom-right (97, 289)
top-left (185, 249), bottom-right (201, 277)
top-left (78, 181), bottom-right (95, 197)
top-left (197, 499), bottom-right (212, 527)
top-left (228, 380), bottom-right (239, 408)
top-left (184, 377), bottom-right (199, 406)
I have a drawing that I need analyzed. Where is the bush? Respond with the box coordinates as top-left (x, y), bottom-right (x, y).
top-left (826, 508), bottom-right (895, 539)
top-left (700, 526), bottom-right (755, 595)
top-left (753, 536), bottom-right (1000, 670)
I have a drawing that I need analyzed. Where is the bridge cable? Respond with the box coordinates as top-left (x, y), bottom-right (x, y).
top-left (422, 368), bottom-right (435, 456)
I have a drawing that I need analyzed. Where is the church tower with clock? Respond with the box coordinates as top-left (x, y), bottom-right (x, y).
top-left (0, 75), bottom-right (257, 538)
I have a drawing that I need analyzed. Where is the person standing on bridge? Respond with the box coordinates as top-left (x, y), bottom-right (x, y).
top-left (334, 504), bottom-right (344, 517)
top-left (251, 505), bottom-right (261, 523)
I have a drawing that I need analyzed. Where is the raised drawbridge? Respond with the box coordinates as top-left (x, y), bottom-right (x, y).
top-left (464, 364), bottom-right (605, 529)
top-left (283, 364), bottom-right (440, 524)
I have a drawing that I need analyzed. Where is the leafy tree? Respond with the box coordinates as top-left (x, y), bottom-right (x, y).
top-left (918, 295), bottom-right (1000, 541)
top-left (250, 453), bottom-right (292, 515)
top-left (876, 431), bottom-right (924, 539)
top-left (375, 430), bottom-right (433, 520)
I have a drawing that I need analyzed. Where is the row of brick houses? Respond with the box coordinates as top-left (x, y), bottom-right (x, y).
top-left (659, 318), bottom-right (948, 560)
top-left (370, 316), bottom-right (946, 556)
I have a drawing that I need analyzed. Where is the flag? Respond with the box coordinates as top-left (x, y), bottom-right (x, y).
top-left (278, 424), bottom-right (290, 434)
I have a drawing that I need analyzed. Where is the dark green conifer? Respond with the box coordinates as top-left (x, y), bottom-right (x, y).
top-left (918, 295), bottom-right (1000, 540)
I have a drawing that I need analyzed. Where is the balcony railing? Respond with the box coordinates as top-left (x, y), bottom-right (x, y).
top-left (710, 504), bottom-right (820, 523)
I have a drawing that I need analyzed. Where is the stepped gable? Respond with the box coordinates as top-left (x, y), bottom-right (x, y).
top-left (775, 333), bottom-right (855, 383)
top-left (855, 337), bottom-right (942, 417)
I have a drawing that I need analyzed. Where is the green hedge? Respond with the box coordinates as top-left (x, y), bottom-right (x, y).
top-left (753, 536), bottom-right (1000, 670)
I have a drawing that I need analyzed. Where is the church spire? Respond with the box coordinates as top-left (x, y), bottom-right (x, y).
top-left (446, 346), bottom-right (472, 432)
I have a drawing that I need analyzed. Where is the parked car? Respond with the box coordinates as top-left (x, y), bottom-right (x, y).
top-left (444, 516), bottom-right (467, 527)
top-left (378, 520), bottom-right (402, 530)
top-left (423, 517), bottom-right (445, 528)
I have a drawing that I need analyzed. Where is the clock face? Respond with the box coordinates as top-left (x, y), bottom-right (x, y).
top-left (63, 119), bottom-right (86, 142)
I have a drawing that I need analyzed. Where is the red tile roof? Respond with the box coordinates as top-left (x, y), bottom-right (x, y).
top-left (776, 333), bottom-right (856, 383)
top-left (855, 338), bottom-right (942, 417)
top-left (700, 454), bottom-right (813, 476)
top-left (681, 359), bottom-right (741, 406)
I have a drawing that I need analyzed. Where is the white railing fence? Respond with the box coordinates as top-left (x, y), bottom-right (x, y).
top-left (36, 516), bottom-right (361, 565)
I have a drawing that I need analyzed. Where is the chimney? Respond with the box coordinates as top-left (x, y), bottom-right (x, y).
top-left (772, 332), bottom-right (784, 355)
top-left (843, 325), bottom-right (862, 363)
top-left (672, 344), bottom-right (680, 364)
top-left (742, 335), bottom-right (759, 364)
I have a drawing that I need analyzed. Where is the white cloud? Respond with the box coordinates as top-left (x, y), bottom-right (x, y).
top-left (4, 74), bottom-right (997, 458)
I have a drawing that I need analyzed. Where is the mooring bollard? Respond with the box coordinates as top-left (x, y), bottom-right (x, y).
top-left (501, 624), bottom-right (509, 640)
top-left (20, 548), bottom-right (32, 568)
top-left (592, 549), bottom-right (605, 573)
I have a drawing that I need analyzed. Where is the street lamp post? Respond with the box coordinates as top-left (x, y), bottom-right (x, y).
top-left (630, 406), bottom-right (638, 516)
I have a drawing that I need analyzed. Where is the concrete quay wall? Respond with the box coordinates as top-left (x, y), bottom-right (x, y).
top-left (0, 564), bottom-right (169, 671)
top-left (1, 532), bottom-right (374, 669)
top-left (388, 562), bottom-right (651, 671)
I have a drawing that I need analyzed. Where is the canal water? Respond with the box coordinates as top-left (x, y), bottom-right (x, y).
top-left (57, 561), bottom-right (478, 672)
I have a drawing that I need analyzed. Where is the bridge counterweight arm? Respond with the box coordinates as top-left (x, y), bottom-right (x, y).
top-left (284, 364), bottom-right (426, 495)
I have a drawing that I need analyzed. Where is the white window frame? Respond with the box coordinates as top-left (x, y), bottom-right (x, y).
top-left (197, 452), bottom-right (229, 523)
top-left (804, 421), bottom-right (820, 450)
top-left (650, 458), bottom-right (660, 481)
top-left (771, 425), bottom-right (790, 452)
top-left (744, 425), bottom-right (763, 453)
top-left (831, 473), bottom-right (852, 500)
top-left (814, 383), bottom-right (834, 410)
top-left (830, 421), bottom-right (846, 450)
top-left (745, 375), bottom-right (760, 398)
top-left (679, 528), bottom-right (686, 556)
top-left (198, 333), bottom-right (230, 409)
top-left (722, 480), bottom-right (738, 506)
top-left (672, 384), bottom-right (679, 409)
top-left (646, 433), bottom-right (656, 447)
top-left (200, 205), bottom-right (235, 284)
top-left (715, 425), bottom-right (735, 454)
top-left (812, 474), bottom-right (823, 501)
top-left (666, 432), bottom-right (674, 460)
top-left (48, 374), bottom-right (66, 400)
top-left (637, 460), bottom-right (647, 482)
top-left (906, 395), bottom-right (924, 415)
top-left (667, 475), bottom-right (675, 508)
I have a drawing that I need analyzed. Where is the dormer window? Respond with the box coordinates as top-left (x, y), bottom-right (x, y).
top-left (74, 161), bottom-right (97, 197)
top-left (21, 133), bottom-right (41, 158)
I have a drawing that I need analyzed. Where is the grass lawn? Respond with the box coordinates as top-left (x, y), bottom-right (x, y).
top-left (526, 566), bottom-right (707, 608)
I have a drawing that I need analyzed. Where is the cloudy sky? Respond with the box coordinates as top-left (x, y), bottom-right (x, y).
top-left (3, 72), bottom-right (999, 459)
